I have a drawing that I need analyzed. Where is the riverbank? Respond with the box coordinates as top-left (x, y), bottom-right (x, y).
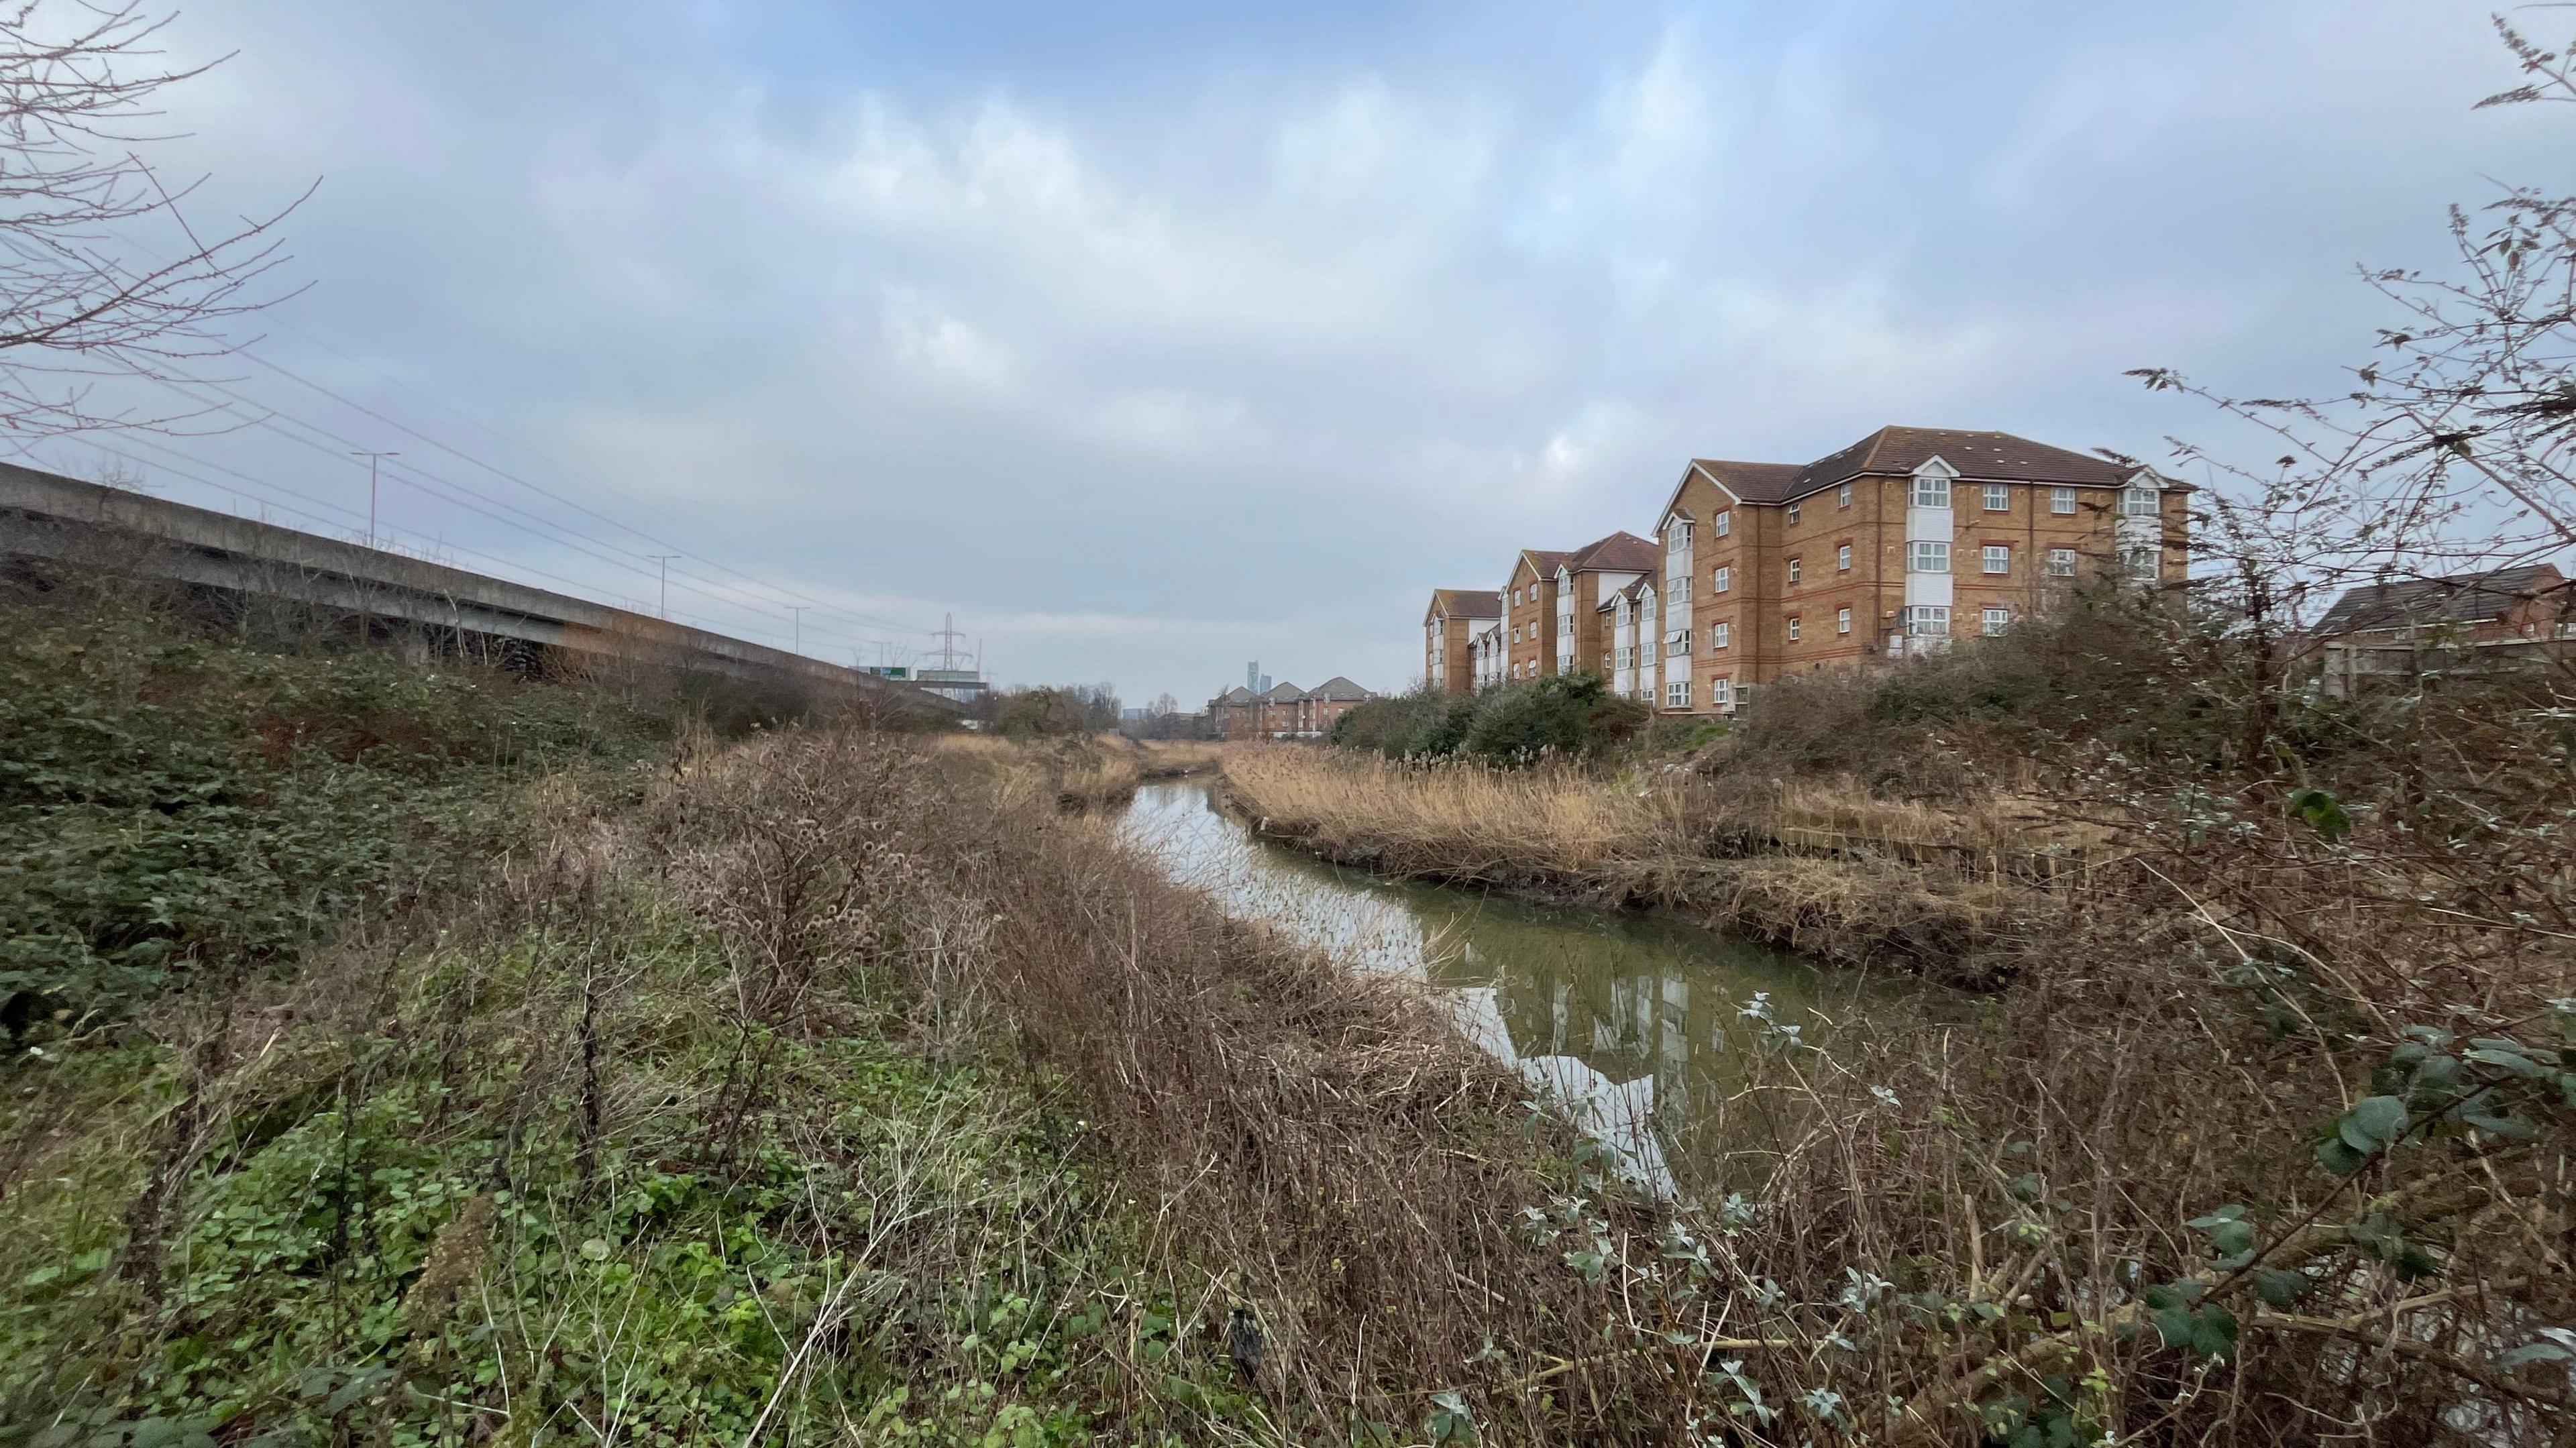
top-left (933, 733), bottom-right (1224, 809)
top-left (1, 588), bottom-right (1689, 1443)
top-left (1218, 747), bottom-right (2033, 985)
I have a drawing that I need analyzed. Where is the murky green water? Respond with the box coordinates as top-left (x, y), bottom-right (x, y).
top-left (1116, 779), bottom-right (1902, 1192)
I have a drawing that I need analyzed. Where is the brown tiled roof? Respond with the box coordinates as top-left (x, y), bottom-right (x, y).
top-left (1517, 549), bottom-right (1572, 581)
top-left (1790, 427), bottom-right (2141, 499)
top-left (1688, 460), bottom-right (1805, 504)
top-left (1686, 428), bottom-right (2167, 508)
top-left (1309, 675), bottom-right (1372, 700)
top-left (1427, 588), bottom-right (1501, 620)
top-left (1566, 531), bottom-right (1660, 573)
top-left (2315, 564), bottom-right (2567, 636)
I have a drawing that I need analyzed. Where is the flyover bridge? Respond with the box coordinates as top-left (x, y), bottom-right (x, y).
top-left (0, 461), bottom-right (957, 718)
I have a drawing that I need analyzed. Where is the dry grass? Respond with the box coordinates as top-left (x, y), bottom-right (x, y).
top-left (1221, 744), bottom-right (2023, 981)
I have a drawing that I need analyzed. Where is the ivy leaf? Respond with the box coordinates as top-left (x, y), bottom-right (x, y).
top-left (2334, 1095), bottom-right (2409, 1158)
top-left (2464, 1045), bottom-right (2547, 1078)
top-left (2251, 1269), bottom-right (2312, 1308)
top-left (2284, 786), bottom-right (2351, 842)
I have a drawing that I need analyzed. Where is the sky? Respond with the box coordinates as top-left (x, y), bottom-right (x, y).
top-left (34, 0), bottom-right (2570, 704)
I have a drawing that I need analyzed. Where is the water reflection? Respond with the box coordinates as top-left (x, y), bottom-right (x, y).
top-left (1117, 781), bottom-right (1886, 1194)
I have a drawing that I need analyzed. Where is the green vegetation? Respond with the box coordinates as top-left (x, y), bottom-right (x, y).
top-left (1326, 673), bottom-right (1648, 764)
top-left (0, 578), bottom-right (667, 1031)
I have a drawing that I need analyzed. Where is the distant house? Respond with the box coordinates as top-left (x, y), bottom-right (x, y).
top-left (1301, 676), bottom-right (1375, 734)
top-left (1424, 589), bottom-right (1501, 695)
top-left (1205, 676), bottom-right (1378, 739)
top-left (2313, 563), bottom-right (2572, 696)
top-left (1208, 684), bottom-right (1260, 739)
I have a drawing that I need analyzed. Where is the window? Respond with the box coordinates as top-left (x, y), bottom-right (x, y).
top-left (1906, 606), bottom-right (1951, 637)
top-left (1711, 622), bottom-right (1731, 649)
top-left (1787, 616), bottom-right (1802, 643)
top-left (1788, 503), bottom-right (1803, 524)
top-left (1982, 605), bottom-right (2010, 636)
top-left (1711, 677), bottom-right (1733, 708)
top-left (2121, 486), bottom-right (2159, 517)
top-left (1713, 565), bottom-right (1731, 593)
top-left (2047, 547), bottom-right (2077, 578)
top-left (1714, 509), bottom-right (1731, 537)
top-left (1836, 543), bottom-right (1851, 571)
top-left (1984, 482), bottom-right (2010, 511)
top-left (1837, 482), bottom-right (1851, 508)
top-left (1665, 679), bottom-right (1690, 708)
top-left (1836, 606), bottom-right (1852, 634)
top-left (1665, 629), bottom-right (1691, 657)
top-left (1787, 557), bottom-right (1802, 584)
top-left (1982, 544), bottom-right (2011, 574)
top-left (1913, 474), bottom-right (1951, 508)
top-left (2051, 486), bottom-right (2076, 514)
top-left (1909, 540), bottom-right (1951, 573)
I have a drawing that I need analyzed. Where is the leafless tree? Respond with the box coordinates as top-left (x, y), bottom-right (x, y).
top-left (2133, 14), bottom-right (2576, 604)
top-left (1, 1), bottom-right (309, 441)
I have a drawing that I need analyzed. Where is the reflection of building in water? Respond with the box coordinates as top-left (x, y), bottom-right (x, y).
top-left (1116, 779), bottom-right (1859, 1194)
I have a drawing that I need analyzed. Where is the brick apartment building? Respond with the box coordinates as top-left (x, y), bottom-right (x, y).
top-left (1207, 675), bottom-right (1377, 738)
top-left (1499, 547), bottom-right (1570, 683)
top-left (1423, 588), bottom-right (1501, 695)
top-left (1426, 426), bottom-right (2190, 715)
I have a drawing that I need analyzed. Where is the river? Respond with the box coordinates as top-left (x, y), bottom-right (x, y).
top-left (1115, 778), bottom-right (1902, 1194)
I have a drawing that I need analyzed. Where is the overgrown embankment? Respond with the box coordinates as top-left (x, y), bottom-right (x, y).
top-left (1230, 596), bottom-right (2576, 1443)
top-left (1222, 748), bottom-right (2029, 983)
top-left (0, 581), bottom-right (1688, 1445)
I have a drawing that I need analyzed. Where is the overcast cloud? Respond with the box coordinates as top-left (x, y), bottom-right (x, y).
top-left (38, 0), bottom-right (2568, 704)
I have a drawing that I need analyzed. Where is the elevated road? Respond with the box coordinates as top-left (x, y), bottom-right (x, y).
top-left (0, 461), bottom-right (957, 718)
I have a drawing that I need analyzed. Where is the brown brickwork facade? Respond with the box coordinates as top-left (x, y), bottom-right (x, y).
top-left (1423, 589), bottom-right (1500, 695)
top-left (1424, 428), bottom-right (2193, 718)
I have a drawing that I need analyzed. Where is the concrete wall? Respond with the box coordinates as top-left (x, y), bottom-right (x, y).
top-left (0, 461), bottom-right (957, 717)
